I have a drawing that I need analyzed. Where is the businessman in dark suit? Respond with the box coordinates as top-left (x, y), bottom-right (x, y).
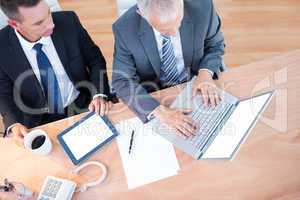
top-left (112, 0), bottom-right (226, 138)
top-left (0, 0), bottom-right (113, 144)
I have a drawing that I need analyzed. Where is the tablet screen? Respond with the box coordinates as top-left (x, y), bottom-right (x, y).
top-left (61, 114), bottom-right (115, 160)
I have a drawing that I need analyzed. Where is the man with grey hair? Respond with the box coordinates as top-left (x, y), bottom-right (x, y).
top-left (112, 0), bottom-right (226, 138)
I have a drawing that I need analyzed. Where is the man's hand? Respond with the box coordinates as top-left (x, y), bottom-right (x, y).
top-left (88, 96), bottom-right (113, 116)
top-left (11, 123), bottom-right (29, 147)
top-left (153, 105), bottom-right (198, 139)
top-left (192, 70), bottom-right (222, 107)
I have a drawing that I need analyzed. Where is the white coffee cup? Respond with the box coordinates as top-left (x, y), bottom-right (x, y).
top-left (24, 129), bottom-right (52, 156)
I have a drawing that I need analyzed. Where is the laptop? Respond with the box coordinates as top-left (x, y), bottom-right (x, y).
top-left (151, 79), bottom-right (275, 160)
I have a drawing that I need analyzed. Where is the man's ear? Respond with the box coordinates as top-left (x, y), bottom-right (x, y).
top-left (8, 19), bottom-right (18, 29)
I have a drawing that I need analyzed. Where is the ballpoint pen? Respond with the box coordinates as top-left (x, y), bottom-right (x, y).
top-left (128, 130), bottom-right (135, 154)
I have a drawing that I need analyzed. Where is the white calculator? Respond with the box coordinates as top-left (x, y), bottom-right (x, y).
top-left (37, 176), bottom-right (76, 200)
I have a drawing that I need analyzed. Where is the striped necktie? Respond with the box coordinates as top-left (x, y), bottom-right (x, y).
top-left (160, 35), bottom-right (188, 87)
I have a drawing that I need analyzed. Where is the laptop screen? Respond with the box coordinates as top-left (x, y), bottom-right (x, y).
top-left (202, 91), bottom-right (274, 159)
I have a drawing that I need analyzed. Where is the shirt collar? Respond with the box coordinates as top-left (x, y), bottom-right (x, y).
top-left (14, 29), bottom-right (51, 51)
top-left (152, 28), bottom-right (179, 39)
top-left (153, 28), bottom-right (161, 38)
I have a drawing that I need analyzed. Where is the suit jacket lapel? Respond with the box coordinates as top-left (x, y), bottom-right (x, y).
top-left (138, 17), bottom-right (161, 77)
top-left (138, 8), bottom-right (194, 78)
top-left (180, 7), bottom-right (194, 70)
top-left (51, 26), bottom-right (75, 83)
top-left (8, 28), bottom-right (45, 99)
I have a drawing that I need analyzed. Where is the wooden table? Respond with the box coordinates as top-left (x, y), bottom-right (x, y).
top-left (1, 50), bottom-right (300, 200)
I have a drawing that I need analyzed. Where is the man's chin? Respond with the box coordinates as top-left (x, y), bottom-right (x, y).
top-left (44, 30), bottom-right (53, 37)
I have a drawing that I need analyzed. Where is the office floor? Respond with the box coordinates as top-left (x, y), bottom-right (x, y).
top-left (59, 0), bottom-right (300, 78)
top-left (60, 0), bottom-right (118, 79)
top-left (0, 0), bottom-right (299, 132)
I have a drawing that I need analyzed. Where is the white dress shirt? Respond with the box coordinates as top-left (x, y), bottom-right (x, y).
top-left (7, 31), bottom-right (107, 135)
top-left (6, 31), bottom-right (107, 135)
top-left (152, 28), bottom-right (186, 74)
top-left (152, 28), bottom-right (213, 77)
top-left (147, 28), bottom-right (214, 120)
top-left (6, 31), bottom-right (81, 135)
top-left (15, 30), bottom-right (80, 107)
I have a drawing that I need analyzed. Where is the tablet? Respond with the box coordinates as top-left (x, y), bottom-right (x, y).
top-left (57, 112), bottom-right (119, 165)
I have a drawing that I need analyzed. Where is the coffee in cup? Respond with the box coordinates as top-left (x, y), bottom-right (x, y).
top-left (24, 129), bottom-right (52, 156)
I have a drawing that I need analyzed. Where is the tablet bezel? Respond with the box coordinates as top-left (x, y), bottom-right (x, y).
top-left (57, 112), bottom-right (119, 165)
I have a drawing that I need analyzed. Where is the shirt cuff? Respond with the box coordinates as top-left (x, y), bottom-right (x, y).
top-left (93, 94), bottom-right (108, 100)
top-left (5, 123), bottom-right (19, 137)
top-left (199, 68), bottom-right (214, 77)
top-left (147, 112), bottom-right (155, 121)
top-left (146, 107), bottom-right (160, 121)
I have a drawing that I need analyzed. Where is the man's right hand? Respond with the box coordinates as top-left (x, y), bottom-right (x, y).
top-left (153, 105), bottom-right (198, 139)
top-left (11, 123), bottom-right (29, 146)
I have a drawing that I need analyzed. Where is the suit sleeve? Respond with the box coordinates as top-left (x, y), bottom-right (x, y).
top-left (0, 67), bottom-right (23, 134)
top-left (198, 2), bottom-right (226, 79)
top-left (112, 25), bottom-right (160, 123)
top-left (71, 12), bottom-right (111, 99)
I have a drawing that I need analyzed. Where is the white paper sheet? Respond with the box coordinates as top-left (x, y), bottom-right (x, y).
top-left (115, 117), bottom-right (180, 189)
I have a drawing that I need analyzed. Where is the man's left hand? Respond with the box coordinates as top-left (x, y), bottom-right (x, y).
top-left (192, 70), bottom-right (222, 107)
top-left (88, 96), bottom-right (113, 116)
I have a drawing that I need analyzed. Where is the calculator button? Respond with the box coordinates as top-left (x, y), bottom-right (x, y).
top-left (42, 179), bottom-right (62, 198)
top-left (39, 197), bottom-right (50, 200)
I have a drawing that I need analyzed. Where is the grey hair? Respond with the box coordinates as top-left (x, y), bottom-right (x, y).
top-left (137, 0), bottom-right (183, 22)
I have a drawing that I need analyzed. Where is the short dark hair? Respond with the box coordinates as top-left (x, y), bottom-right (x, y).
top-left (0, 0), bottom-right (42, 20)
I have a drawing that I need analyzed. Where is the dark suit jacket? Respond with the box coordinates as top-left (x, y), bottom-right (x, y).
top-left (112, 0), bottom-right (226, 123)
top-left (0, 11), bottom-right (111, 132)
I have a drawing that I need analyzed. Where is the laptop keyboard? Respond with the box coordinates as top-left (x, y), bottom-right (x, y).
top-left (188, 96), bottom-right (234, 151)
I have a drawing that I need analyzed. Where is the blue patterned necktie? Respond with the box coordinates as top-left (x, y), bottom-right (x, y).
top-left (33, 43), bottom-right (64, 113)
top-left (160, 35), bottom-right (188, 87)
